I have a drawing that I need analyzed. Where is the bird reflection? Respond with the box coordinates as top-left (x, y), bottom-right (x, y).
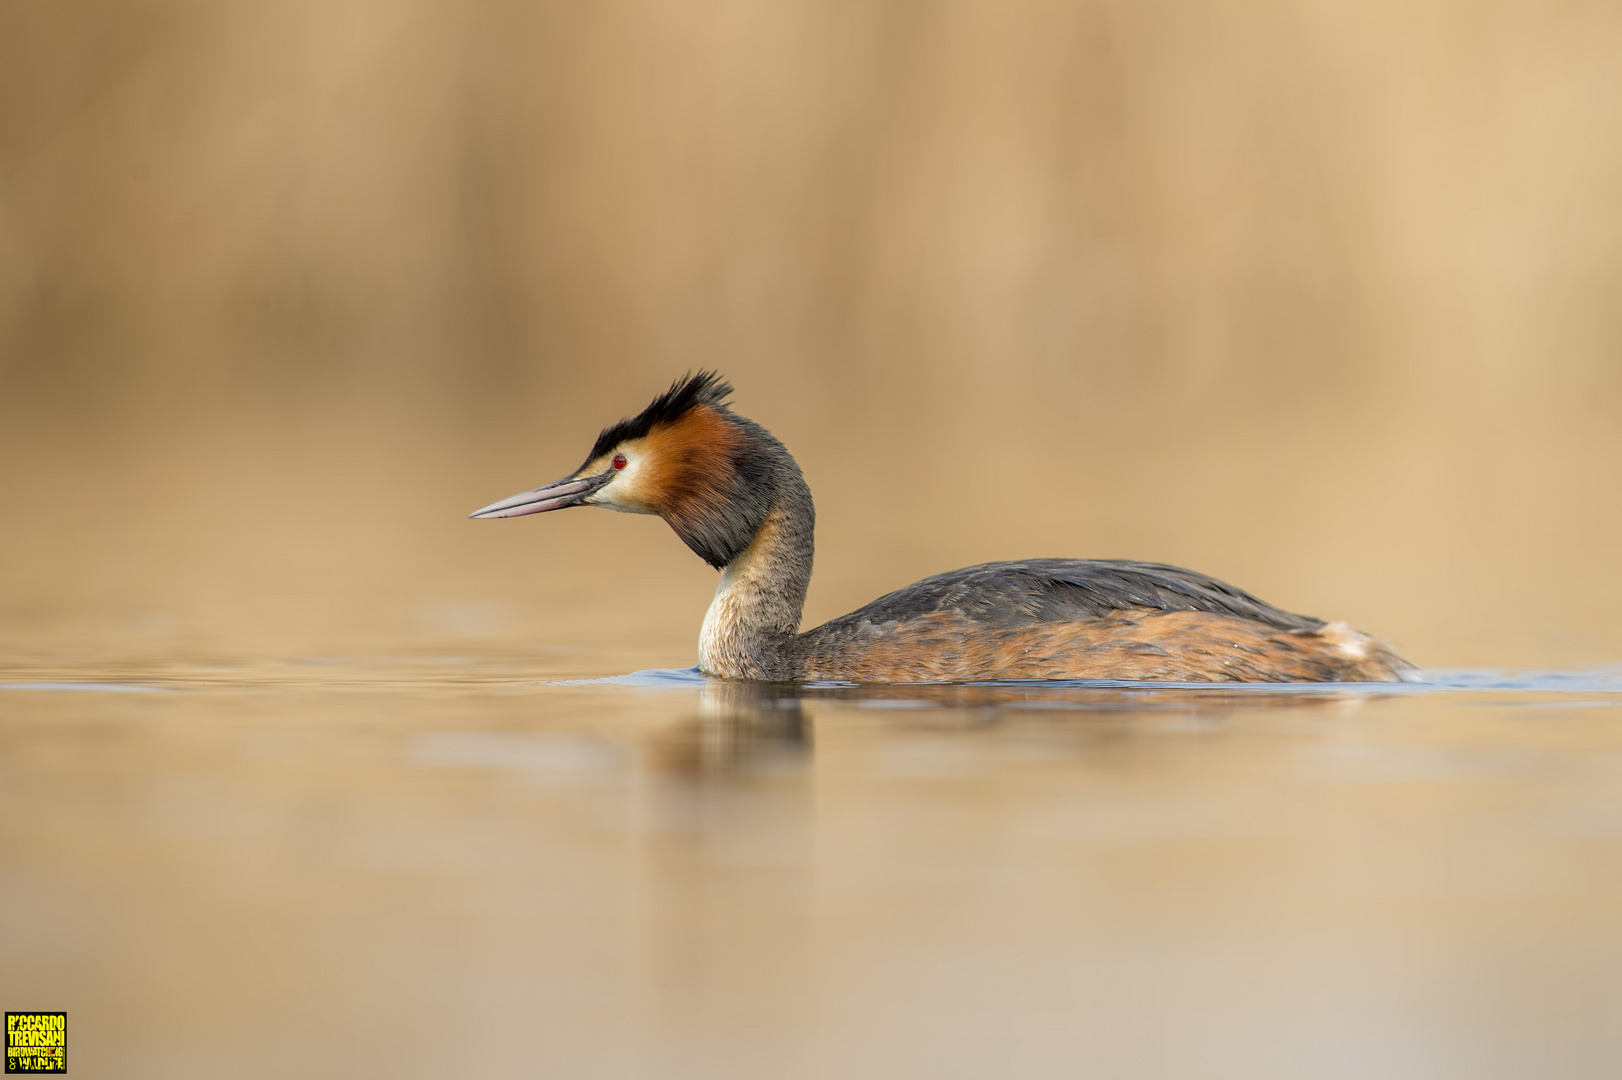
top-left (644, 676), bottom-right (1391, 780)
top-left (648, 680), bottom-right (811, 778)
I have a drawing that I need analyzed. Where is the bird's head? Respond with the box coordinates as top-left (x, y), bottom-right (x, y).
top-left (468, 372), bottom-right (783, 568)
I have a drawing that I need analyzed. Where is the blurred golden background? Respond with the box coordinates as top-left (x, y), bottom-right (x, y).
top-left (7, 9), bottom-right (1622, 1075)
top-left (3, 0), bottom-right (1621, 671)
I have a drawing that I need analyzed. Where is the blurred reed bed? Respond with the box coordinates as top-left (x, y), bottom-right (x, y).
top-left (2, 0), bottom-right (1620, 669)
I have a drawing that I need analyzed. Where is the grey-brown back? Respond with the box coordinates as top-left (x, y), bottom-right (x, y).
top-left (799, 559), bottom-right (1326, 643)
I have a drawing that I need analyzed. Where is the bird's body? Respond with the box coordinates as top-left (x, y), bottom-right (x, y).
top-left (471, 373), bottom-right (1413, 684)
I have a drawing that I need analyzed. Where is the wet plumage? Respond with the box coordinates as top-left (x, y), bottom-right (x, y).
top-left (470, 373), bottom-right (1414, 684)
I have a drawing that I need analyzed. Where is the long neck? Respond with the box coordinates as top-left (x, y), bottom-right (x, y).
top-left (697, 473), bottom-right (814, 680)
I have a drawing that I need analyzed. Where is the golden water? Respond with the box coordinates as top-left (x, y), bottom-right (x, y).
top-left (6, 647), bottom-right (1622, 1077)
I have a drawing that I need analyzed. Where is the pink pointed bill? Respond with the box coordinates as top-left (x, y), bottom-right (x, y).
top-left (468, 478), bottom-right (593, 519)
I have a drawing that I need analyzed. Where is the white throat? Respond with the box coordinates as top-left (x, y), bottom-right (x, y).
top-left (695, 511), bottom-right (796, 679)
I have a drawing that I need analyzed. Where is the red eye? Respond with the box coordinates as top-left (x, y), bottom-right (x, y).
top-left (612, 454), bottom-right (627, 470)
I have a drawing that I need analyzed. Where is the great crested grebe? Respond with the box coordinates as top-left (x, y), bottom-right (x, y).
top-left (470, 373), bottom-right (1414, 683)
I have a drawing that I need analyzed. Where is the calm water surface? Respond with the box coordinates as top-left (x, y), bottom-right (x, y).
top-left (4, 640), bottom-right (1622, 1079)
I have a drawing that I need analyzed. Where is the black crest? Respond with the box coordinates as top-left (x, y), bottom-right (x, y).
top-left (587, 371), bottom-right (734, 462)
